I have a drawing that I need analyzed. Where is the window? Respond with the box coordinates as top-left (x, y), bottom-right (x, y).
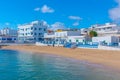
top-left (31, 32), bottom-right (33, 35)
top-left (34, 33), bottom-right (37, 35)
top-left (7, 38), bottom-right (12, 40)
top-left (34, 28), bottom-right (37, 30)
top-left (2, 38), bottom-right (6, 40)
top-left (39, 23), bottom-right (42, 26)
top-left (14, 38), bottom-right (16, 40)
top-left (44, 29), bottom-right (46, 31)
top-left (38, 38), bottom-right (42, 41)
top-left (39, 33), bottom-right (42, 35)
top-left (39, 28), bottom-right (42, 30)
top-left (31, 27), bottom-right (33, 30)
top-left (83, 40), bottom-right (85, 42)
top-left (76, 40), bottom-right (79, 42)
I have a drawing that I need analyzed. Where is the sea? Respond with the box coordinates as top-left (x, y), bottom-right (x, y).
top-left (0, 49), bottom-right (120, 80)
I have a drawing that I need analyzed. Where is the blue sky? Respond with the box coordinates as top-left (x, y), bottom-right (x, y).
top-left (0, 0), bottom-right (119, 29)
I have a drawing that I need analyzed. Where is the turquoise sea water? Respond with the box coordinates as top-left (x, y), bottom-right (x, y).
top-left (0, 50), bottom-right (120, 80)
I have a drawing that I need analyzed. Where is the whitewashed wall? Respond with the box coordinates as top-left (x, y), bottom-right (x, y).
top-left (66, 36), bottom-right (85, 43)
top-left (92, 36), bottom-right (119, 44)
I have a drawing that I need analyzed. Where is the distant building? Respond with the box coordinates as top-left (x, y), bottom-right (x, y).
top-left (44, 30), bottom-right (81, 39)
top-left (92, 36), bottom-right (120, 45)
top-left (90, 23), bottom-right (120, 36)
top-left (0, 36), bottom-right (17, 43)
top-left (0, 28), bottom-right (17, 43)
top-left (44, 30), bottom-right (83, 45)
top-left (18, 21), bottom-right (48, 43)
top-left (80, 28), bottom-right (89, 35)
top-left (66, 36), bottom-right (86, 43)
top-left (91, 23), bottom-right (120, 45)
top-left (0, 27), bottom-right (17, 36)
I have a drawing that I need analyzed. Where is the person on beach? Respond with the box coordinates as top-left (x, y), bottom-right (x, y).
top-left (52, 41), bottom-right (55, 47)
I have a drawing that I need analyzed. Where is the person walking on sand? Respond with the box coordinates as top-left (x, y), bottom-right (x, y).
top-left (52, 41), bottom-right (55, 47)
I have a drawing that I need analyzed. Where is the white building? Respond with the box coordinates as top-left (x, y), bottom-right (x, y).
top-left (0, 28), bottom-right (17, 36)
top-left (90, 23), bottom-right (120, 36)
top-left (44, 31), bottom-right (81, 38)
top-left (80, 28), bottom-right (89, 35)
top-left (91, 23), bottom-right (120, 46)
top-left (18, 21), bottom-right (48, 43)
top-left (92, 36), bottom-right (120, 46)
top-left (43, 30), bottom-right (85, 45)
top-left (0, 28), bottom-right (17, 43)
top-left (66, 36), bottom-right (86, 43)
top-left (0, 36), bottom-right (17, 43)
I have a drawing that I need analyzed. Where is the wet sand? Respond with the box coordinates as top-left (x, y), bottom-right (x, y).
top-left (2, 45), bottom-right (120, 70)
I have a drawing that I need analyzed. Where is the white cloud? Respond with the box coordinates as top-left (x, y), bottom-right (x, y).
top-left (69, 16), bottom-right (82, 20)
top-left (73, 21), bottom-right (79, 26)
top-left (41, 5), bottom-right (54, 13)
top-left (50, 22), bottom-right (66, 31)
top-left (34, 5), bottom-right (54, 13)
top-left (34, 7), bottom-right (40, 11)
top-left (109, 0), bottom-right (120, 21)
top-left (69, 16), bottom-right (82, 26)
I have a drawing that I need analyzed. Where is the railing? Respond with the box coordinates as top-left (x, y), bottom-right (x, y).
top-left (0, 43), bottom-right (35, 46)
top-left (63, 42), bottom-right (99, 48)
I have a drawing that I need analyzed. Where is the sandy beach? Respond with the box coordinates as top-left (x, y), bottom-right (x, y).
top-left (2, 45), bottom-right (120, 70)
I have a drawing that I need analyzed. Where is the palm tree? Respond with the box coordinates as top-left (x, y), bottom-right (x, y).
top-left (89, 30), bottom-right (98, 38)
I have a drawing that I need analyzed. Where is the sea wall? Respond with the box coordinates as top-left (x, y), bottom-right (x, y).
top-left (98, 45), bottom-right (120, 51)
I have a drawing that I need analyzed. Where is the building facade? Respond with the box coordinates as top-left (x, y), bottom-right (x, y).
top-left (80, 28), bottom-right (89, 35)
top-left (91, 23), bottom-right (120, 46)
top-left (0, 28), bottom-right (17, 36)
top-left (43, 30), bottom-right (83, 45)
top-left (0, 36), bottom-right (17, 43)
top-left (66, 36), bottom-right (86, 43)
top-left (18, 21), bottom-right (48, 43)
top-left (92, 36), bottom-right (119, 45)
top-left (0, 28), bottom-right (17, 43)
top-left (90, 23), bottom-right (120, 36)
